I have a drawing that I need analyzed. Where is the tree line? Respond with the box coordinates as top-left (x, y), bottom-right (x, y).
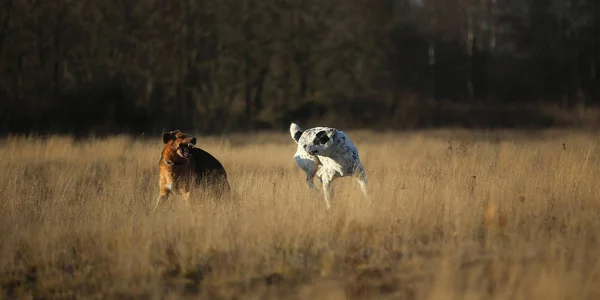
top-left (0, 0), bottom-right (598, 136)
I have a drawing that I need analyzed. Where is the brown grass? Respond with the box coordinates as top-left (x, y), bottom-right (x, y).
top-left (1, 129), bottom-right (600, 299)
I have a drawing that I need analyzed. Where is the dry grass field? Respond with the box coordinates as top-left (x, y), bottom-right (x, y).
top-left (1, 129), bottom-right (600, 299)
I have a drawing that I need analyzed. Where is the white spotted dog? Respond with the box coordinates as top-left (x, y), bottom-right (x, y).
top-left (289, 122), bottom-right (368, 210)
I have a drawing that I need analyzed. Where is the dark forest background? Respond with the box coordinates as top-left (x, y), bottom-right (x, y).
top-left (0, 0), bottom-right (599, 136)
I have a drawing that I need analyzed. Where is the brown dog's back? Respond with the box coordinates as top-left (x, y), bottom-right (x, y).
top-left (191, 147), bottom-right (230, 195)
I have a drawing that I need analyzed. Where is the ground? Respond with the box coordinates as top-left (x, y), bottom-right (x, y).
top-left (1, 129), bottom-right (599, 299)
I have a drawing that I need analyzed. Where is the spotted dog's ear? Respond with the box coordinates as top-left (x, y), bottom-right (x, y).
top-left (162, 130), bottom-right (180, 144)
top-left (315, 130), bottom-right (331, 144)
top-left (290, 122), bottom-right (303, 143)
top-left (293, 131), bottom-right (303, 143)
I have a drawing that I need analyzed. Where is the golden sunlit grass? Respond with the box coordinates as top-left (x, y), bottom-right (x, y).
top-left (1, 129), bottom-right (600, 299)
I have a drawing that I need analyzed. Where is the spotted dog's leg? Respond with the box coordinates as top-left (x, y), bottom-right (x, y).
top-left (296, 155), bottom-right (321, 194)
top-left (322, 179), bottom-right (333, 210)
top-left (306, 158), bottom-right (320, 193)
top-left (306, 174), bottom-right (317, 192)
top-left (319, 170), bottom-right (335, 210)
top-left (355, 166), bottom-right (369, 199)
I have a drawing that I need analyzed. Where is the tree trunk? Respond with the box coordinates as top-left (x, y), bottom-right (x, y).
top-left (52, 7), bottom-right (67, 98)
top-left (428, 41), bottom-right (436, 100)
top-left (244, 53), bottom-right (253, 130)
top-left (0, 0), bottom-right (13, 64)
top-left (253, 66), bottom-right (269, 113)
top-left (466, 12), bottom-right (474, 102)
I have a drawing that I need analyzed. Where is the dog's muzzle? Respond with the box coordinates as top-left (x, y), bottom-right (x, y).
top-left (179, 143), bottom-right (193, 158)
top-left (304, 145), bottom-right (318, 156)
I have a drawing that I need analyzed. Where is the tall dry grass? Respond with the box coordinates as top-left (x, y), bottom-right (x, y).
top-left (1, 129), bottom-right (600, 299)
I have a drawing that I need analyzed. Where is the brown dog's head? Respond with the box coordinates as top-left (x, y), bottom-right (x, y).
top-left (162, 130), bottom-right (197, 159)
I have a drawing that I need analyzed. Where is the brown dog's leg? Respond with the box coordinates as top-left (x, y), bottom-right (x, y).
top-left (153, 185), bottom-right (171, 212)
top-left (182, 191), bottom-right (191, 207)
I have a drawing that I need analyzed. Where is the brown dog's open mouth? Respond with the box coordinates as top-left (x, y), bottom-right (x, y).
top-left (180, 143), bottom-right (193, 158)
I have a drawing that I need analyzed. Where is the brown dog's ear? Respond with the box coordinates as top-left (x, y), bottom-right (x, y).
top-left (162, 130), bottom-right (178, 144)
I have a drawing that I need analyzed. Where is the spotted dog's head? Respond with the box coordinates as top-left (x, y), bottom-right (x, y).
top-left (162, 130), bottom-right (197, 159)
top-left (302, 128), bottom-right (337, 156)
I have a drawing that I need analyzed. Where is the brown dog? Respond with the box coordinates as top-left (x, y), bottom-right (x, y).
top-left (152, 130), bottom-right (230, 212)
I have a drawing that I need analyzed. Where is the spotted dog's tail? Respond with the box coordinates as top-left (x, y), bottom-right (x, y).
top-left (289, 122), bottom-right (303, 144)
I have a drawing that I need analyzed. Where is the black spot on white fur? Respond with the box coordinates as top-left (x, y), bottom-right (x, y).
top-left (314, 130), bottom-right (330, 145)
